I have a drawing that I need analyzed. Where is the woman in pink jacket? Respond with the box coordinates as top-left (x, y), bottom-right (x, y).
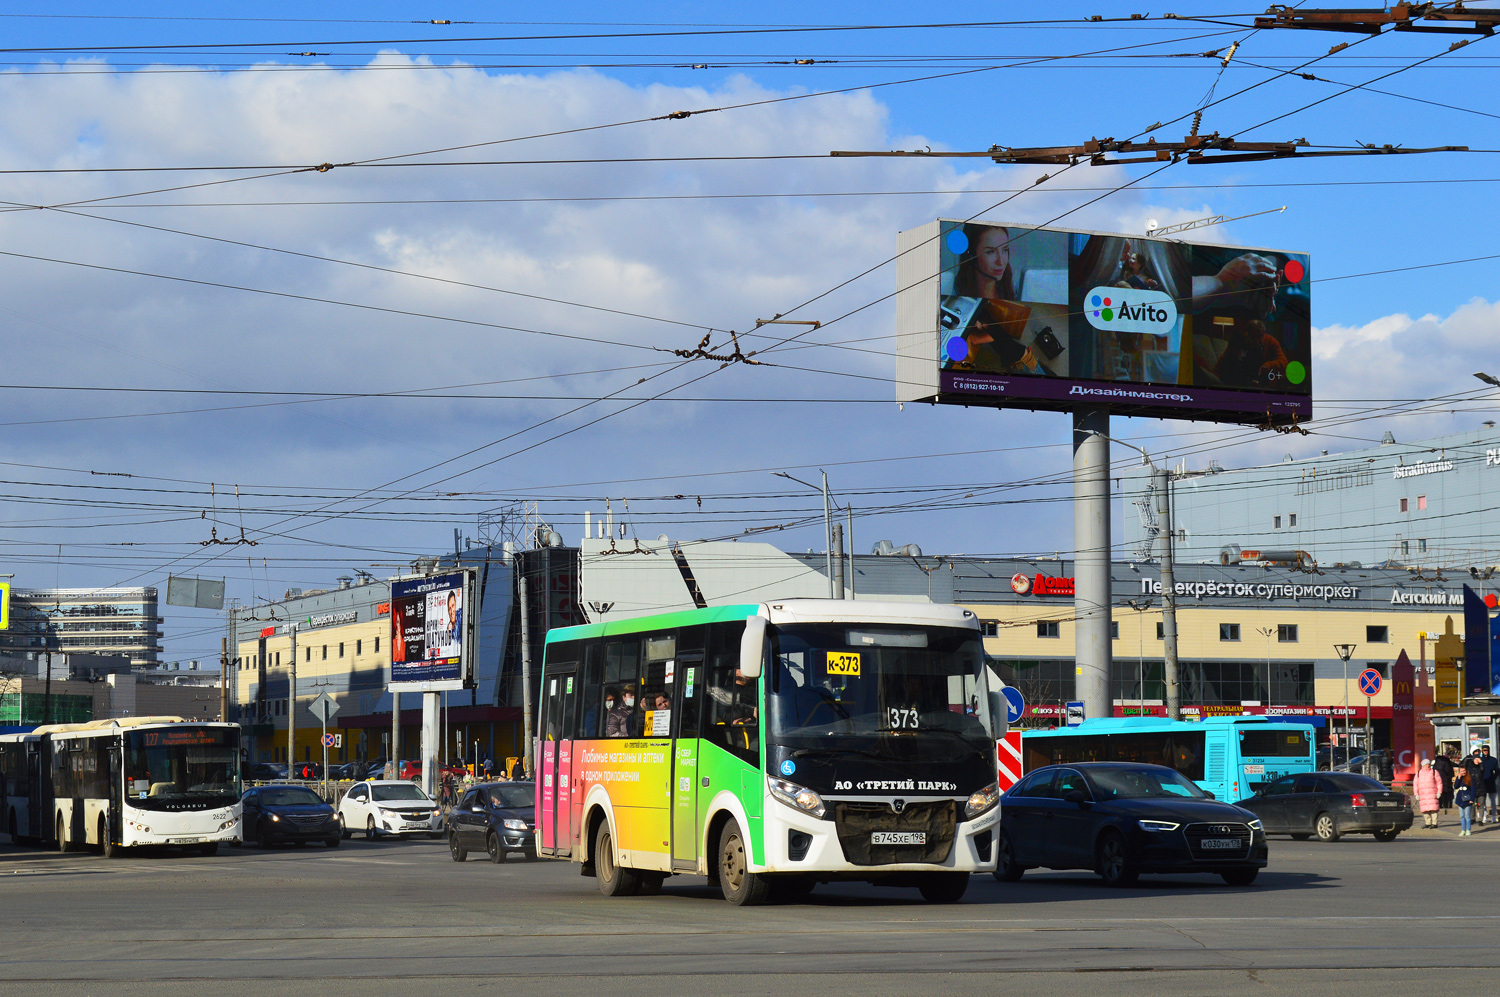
top-left (1414, 757), bottom-right (1443, 828)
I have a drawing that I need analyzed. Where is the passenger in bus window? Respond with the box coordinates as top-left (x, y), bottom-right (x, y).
top-left (606, 684), bottom-right (633, 738)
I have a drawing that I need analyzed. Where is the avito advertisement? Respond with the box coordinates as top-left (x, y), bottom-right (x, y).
top-left (895, 218), bottom-right (1311, 425)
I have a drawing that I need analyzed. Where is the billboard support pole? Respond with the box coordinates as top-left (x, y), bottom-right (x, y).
top-left (519, 572), bottom-right (535, 778)
top-left (1073, 410), bottom-right (1112, 721)
top-left (420, 691), bottom-right (438, 799)
top-left (1154, 468), bottom-right (1182, 720)
top-left (391, 692), bottom-right (399, 778)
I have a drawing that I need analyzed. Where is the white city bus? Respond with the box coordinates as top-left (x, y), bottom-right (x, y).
top-left (0, 716), bottom-right (242, 855)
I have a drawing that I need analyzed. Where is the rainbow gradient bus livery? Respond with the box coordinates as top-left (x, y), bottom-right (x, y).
top-left (534, 600), bottom-right (1002, 905)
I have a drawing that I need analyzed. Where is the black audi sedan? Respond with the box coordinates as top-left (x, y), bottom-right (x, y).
top-left (241, 785), bottom-right (342, 848)
top-left (994, 762), bottom-right (1267, 887)
top-left (1234, 771), bottom-right (1413, 842)
top-left (447, 782), bottom-right (536, 863)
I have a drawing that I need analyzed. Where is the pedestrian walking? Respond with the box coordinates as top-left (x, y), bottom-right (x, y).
top-left (1455, 770), bottom-right (1477, 836)
top-left (1434, 751), bottom-right (1456, 813)
top-left (482, 756), bottom-right (493, 780)
top-left (1414, 758), bottom-right (1443, 829)
top-left (1479, 745), bottom-right (1499, 823)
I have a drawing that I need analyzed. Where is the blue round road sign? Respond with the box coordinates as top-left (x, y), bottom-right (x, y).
top-left (1358, 668), bottom-right (1383, 697)
top-left (1001, 686), bottom-right (1027, 724)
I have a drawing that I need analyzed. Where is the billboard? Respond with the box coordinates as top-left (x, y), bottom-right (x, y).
top-left (895, 219), bottom-right (1311, 424)
top-left (389, 569), bottom-right (476, 692)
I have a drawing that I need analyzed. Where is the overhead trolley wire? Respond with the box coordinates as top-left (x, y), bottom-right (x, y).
top-left (0, 15), bottom-right (1259, 55)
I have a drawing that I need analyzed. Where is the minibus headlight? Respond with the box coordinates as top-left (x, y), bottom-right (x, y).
top-left (965, 782), bottom-right (1000, 820)
top-left (767, 777), bottom-right (826, 818)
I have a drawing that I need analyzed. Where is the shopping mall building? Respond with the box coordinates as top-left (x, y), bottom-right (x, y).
top-left (1120, 426), bottom-right (1500, 570)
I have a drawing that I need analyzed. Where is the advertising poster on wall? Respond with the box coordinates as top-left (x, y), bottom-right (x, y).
top-left (896, 218), bottom-right (1312, 424)
top-left (390, 569), bottom-right (474, 691)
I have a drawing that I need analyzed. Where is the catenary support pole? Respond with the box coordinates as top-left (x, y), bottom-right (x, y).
top-left (288, 626), bottom-right (298, 775)
top-left (1072, 410), bottom-right (1112, 721)
top-left (822, 471), bottom-right (835, 599)
top-left (831, 523), bottom-right (846, 599)
top-left (846, 505), bottom-right (856, 600)
top-left (1154, 467), bottom-right (1182, 720)
top-left (519, 572), bottom-right (535, 778)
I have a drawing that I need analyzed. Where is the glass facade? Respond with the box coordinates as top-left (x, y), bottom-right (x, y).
top-left (995, 657), bottom-right (1315, 708)
top-left (0, 588), bottom-right (163, 668)
top-left (0, 693), bottom-right (93, 724)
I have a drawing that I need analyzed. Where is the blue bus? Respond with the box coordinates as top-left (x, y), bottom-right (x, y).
top-left (1021, 716), bottom-right (1316, 803)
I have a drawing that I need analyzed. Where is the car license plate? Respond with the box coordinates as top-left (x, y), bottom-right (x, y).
top-left (871, 831), bottom-right (925, 845)
top-left (1201, 838), bottom-right (1240, 850)
top-left (1377, 801), bottom-right (1400, 807)
top-left (170, 837), bottom-right (203, 845)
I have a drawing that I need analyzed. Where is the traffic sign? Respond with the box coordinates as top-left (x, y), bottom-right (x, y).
top-left (1358, 668), bottom-right (1383, 697)
top-left (1000, 686), bottom-right (1027, 724)
top-left (308, 693), bottom-right (340, 723)
top-left (322, 732), bottom-right (335, 748)
top-left (1065, 700), bottom-right (1086, 727)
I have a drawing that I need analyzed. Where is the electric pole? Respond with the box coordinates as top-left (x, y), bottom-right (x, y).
top-left (1155, 468), bottom-right (1182, 720)
top-left (288, 626), bottom-right (297, 774)
top-left (519, 572), bottom-right (535, 778)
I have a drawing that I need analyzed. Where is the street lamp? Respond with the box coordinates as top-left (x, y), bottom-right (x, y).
top-left (1089, 430), bottom-right (1181, 720)
top-left (1256, 626), bottom-right (1276, 710)
top-left (773, 470), bottom-right (853, 599)
top-left (1334, 643), bottom-right (1358, 764)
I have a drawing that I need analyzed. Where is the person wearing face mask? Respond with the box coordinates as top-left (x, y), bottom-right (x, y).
top-left (606, 684), bottom-right (634, 738)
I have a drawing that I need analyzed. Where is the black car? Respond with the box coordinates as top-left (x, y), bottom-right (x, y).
top-left (241, 785), bottom-right (342, 848)
top-left (1235, 771), bottom-right (1413, 842)
top-left (246, 762), bottom-right (288, 782)
top-left (994, 762), bottom-right (1268, 887)
top-left (447, 782), bottom-right (536, 863)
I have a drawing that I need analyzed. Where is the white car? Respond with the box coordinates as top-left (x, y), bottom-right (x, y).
top-left (338, 780), bottom-right (443, 839)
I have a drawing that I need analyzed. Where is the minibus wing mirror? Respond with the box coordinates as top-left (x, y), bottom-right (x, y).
top-left (739, 615), bottom-right (767, 680)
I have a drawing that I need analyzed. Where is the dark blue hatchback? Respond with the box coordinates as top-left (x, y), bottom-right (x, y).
top-left (447, 782), bottom-right (536, 863)
top-left (994, 762), bottom-right (1267, 887)
top-left (241, 785), bottom-right (342, 848)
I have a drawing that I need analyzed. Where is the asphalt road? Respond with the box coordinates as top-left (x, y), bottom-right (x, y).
top-left (3, 819), bottom-right (1497, 996)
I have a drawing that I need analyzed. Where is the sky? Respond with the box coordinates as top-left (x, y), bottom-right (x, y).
top-left (1, 2), bottom-right (1498, 663)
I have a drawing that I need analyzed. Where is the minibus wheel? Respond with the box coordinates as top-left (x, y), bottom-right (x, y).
top-left (717, 819), bottom-right (769, 906)
top-left (595, 819), bottom-right (641, 897)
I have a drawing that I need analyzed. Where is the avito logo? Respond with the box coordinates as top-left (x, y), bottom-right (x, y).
top-left (1084, 286), bottom-right (1179, 334)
